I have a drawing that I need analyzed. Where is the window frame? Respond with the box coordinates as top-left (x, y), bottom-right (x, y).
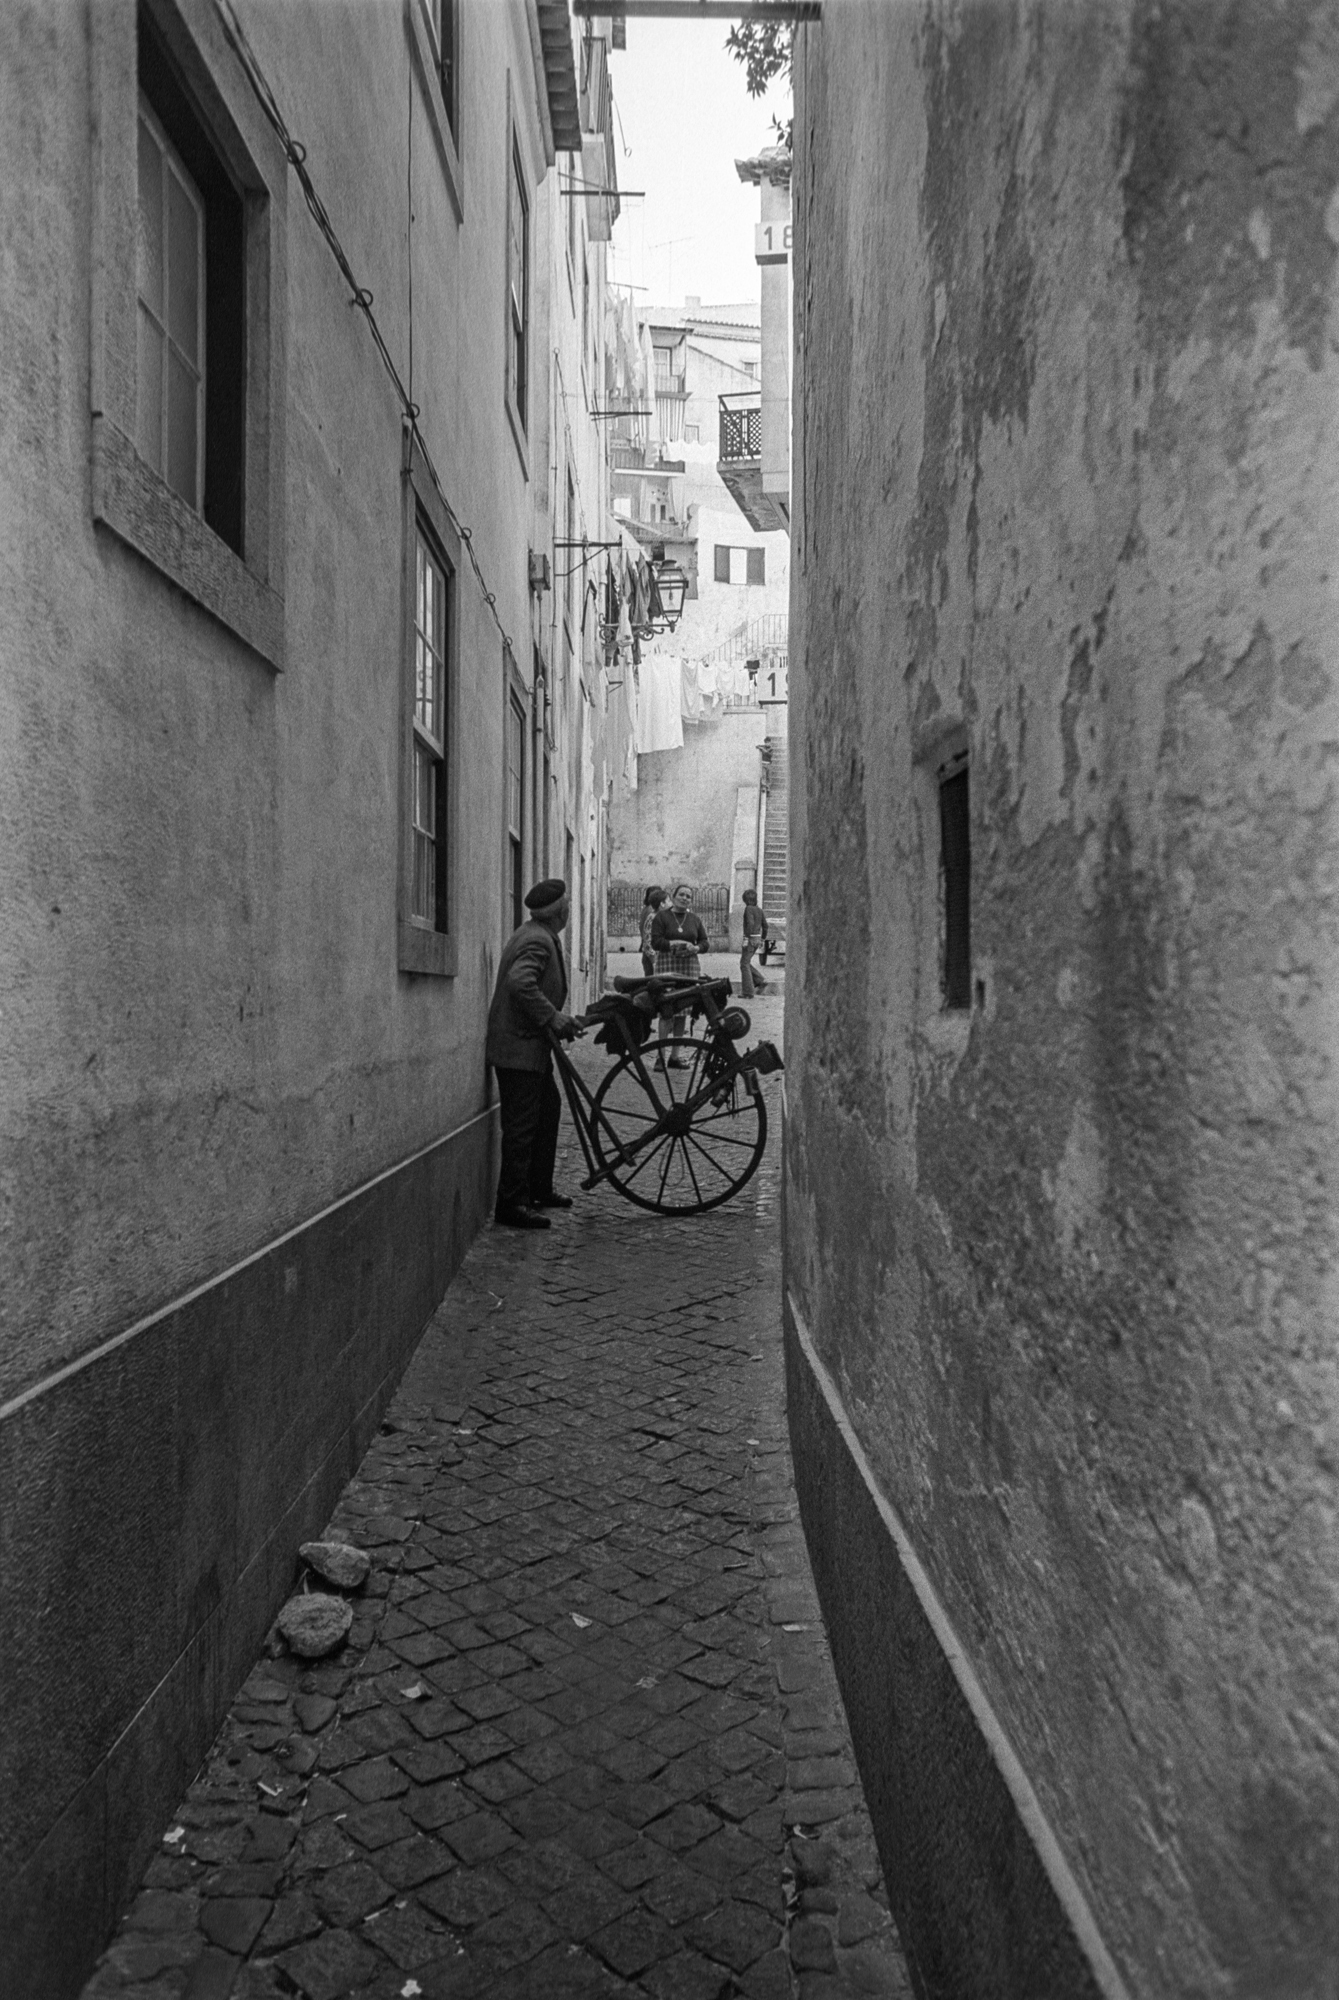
top-left (405, 0), bottom-right (463, 221)
top-left (90, 0), bottom-right (286, 670)
top-left (505, 132), bottom-right (531, 444)
top-left (504, 671), bottom-right (528, 937)
top-left (135, 91), bottom-right (207, 513)
top-left (938, 749), bottom-right (971, 1011)
top-left (399, 439), bottom-right (461, 977)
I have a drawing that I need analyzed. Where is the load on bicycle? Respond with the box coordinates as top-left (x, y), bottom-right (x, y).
top-left (558, 971), bottom-right (783, 1216)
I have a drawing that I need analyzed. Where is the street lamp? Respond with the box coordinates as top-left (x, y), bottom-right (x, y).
top-left (650, 558), bottom-right (688, 632)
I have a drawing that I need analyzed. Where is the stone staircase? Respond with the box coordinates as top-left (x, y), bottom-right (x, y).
top-left (761, 733), bottom-right (789, 929)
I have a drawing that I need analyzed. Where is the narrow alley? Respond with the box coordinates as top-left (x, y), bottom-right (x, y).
top-left (81, 979), bottom-right (911, 2000)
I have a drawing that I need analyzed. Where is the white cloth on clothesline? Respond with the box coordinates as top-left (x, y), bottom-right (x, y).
top-left (635, 652), bottom-right (684, 754)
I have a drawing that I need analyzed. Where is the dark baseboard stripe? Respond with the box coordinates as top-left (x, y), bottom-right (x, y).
top-left (0, 1103), bottom-right (498, 1425)
top-left (786, 1290), bottom-right (1129, 2000)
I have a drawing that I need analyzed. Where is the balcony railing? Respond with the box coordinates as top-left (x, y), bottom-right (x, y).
top-left (718, 393), bottom-right (761, 463)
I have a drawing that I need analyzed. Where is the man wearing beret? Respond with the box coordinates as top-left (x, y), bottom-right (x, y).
top-left (486, 878), bottom-right (584, 1230)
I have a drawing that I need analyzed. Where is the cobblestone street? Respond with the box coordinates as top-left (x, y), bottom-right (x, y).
top-left (82, 974), bottom-right (912, 2000)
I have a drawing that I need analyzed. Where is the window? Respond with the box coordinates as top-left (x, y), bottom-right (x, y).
top-left (91, 0), bottom-right (285, 666)
top-left (506, 692), bottom-right (526, 933)
top-left (411, 531), bottom-right (450, 931)
top-left (135, 15), bottom-right (246, 554)
top-left (399, 441), bottom-right (459, 975)
top-left (714, 544), bottom-right (731, 585)
top-left (746, 548), bottom-right (766, 586)
top-left (685, 423), bottom-right (700, 444)
top-left (507, 138), bottom-right (530, 431)
top-left (939, 753), bottom-right (971, 1009)
top-left (136, 97), bottom-right (205, 514)
top-left (429, 0), bottom-right (458, 141)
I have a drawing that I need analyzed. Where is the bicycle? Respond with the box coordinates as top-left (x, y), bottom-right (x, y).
top-left (548, 974), bottom-right (784, 1215)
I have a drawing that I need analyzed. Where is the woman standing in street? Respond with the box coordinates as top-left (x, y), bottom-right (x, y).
top-left (651, 882), bottom-right (709, 1066)
top-left (640, 885), bottom-right (665, 980)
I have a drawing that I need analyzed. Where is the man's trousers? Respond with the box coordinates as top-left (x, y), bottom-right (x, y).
top-left (494, 1065), bottom-right (562, 1212)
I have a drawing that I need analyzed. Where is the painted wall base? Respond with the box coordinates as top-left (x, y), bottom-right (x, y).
top-left (784, 1295), bottom-right (1121, 2000)
top-left (0, 1108), bottom-right (496, 1997)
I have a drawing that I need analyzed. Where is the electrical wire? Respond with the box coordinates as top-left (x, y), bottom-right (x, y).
top-left (213, 0), bottom-right (516, 657)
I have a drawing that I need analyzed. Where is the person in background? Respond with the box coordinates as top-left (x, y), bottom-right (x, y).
top-left (651, 882), bottom-right (709, 1068)
top-left (739, 888), bottom-right (769, 998)
top-left (485, 878), bottom-right (584, 1229)
top-left (640, 884), bottom-right (665, 980)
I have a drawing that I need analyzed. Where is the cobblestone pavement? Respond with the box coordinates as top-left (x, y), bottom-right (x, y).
top-left (82, 972), bottom-right (914, 2000)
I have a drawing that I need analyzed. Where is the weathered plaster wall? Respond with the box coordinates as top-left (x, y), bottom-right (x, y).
top-left (789, 4), bottom-right (1339, 1994)
top-left (0, 0), bottom-right (577, 1982)
top-left (611, 706), bottom-right (770, 897)
top-left (0, 0), bottom-right (534, 1399)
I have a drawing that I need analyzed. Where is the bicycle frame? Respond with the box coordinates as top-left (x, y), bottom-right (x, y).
top-left (548, 976), bottom-right (780, 1200)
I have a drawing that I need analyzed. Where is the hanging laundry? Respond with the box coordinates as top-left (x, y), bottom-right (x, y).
top-left (697, 660), bottom-right (721, 709)
top-left (647, 570), bottom-right (665, 623)
top-left (632, 561), bottom-right (651, 629)
top-left (680, 658), bottom-right (704, 721)
top-left (634, 651), bottom-right (684, 754)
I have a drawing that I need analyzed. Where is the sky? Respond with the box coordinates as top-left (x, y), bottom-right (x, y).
top-left (606, 21), bottom-right (792, 312)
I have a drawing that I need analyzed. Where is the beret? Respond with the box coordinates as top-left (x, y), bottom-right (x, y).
top-left (525, 877), bottom-right (568, 911)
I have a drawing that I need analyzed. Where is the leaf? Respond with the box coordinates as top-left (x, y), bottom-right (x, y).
top-left (163, 1826), bottom-right (186, 1846)
top-left (782, 1623), bottom-right (811, 1633)
top-left (257, 1781), bottom-right (282, 1797)
top-left (400, 1683), bottom-right (427, 1700)
top-left (635, 1675), bottom-right (658, 1689)
top-left (571, 1613), bottom-right (592, 1629)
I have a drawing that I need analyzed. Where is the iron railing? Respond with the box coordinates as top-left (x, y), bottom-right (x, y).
top-left (718, 393), bottom-right (761, 462)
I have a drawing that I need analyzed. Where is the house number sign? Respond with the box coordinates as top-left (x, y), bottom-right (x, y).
top-left (755, 222), bottom-right (792, 266)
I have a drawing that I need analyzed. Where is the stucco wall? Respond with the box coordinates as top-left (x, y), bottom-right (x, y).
top-left (789, 4), bottom-right (1339, 1994)
top-left (0, 0), bottom-right (550, 1403)
top-left (0, 0), bottom-right (603, 1981)
top-left (611, 706), bottom-right (770, 897)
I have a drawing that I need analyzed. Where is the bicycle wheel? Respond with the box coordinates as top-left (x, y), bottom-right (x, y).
top-left (590, 1036), bottom-right (767, 1214)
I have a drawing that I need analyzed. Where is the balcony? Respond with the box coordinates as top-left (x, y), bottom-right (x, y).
top-left (717, 393), bottom-right (789, 536)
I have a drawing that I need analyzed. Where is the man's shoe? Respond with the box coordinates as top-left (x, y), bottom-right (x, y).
top-left (494, 1204), bottom-right (551, 1230)
top-left (530, 1191), bottom-right (573, 1210)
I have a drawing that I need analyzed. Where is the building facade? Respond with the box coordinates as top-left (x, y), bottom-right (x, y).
top-left (0, 1), bottom-right (621, 1986)
top-left (607, 304), bottom-right (789, 947)
top-left (787, 6), bottom-right (1339, 1997)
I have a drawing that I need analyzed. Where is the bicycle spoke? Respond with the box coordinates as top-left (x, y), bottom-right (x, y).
top-left (678, 1120), bottom-right (759, 1151)
top-left (686, 1127), bottom-right (747, 1180)
top-left (680, 1139), bottom-right (705, 1207)
top-left (619, 1132), bottom-right (675, 1191)
top-left (656, 1136), bottom-right (677, 1207)
top-left (684, 1132), bottom-right (735, 1194)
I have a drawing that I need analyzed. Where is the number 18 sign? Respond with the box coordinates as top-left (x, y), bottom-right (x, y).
top-left (755, 221), bottom-right (792, 266)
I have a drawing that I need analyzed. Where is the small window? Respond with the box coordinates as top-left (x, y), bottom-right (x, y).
top-left (136, 10), bottom-right (246, 555)
top-left (939, 755), bottom-right (971, 1009)
top-left (432, 0), bottom-right (458, 142)
top-left (507, 138), bottom-right (530, 430)
top-left (400, 438), bottom-right (459, 974)
top-left (714, 544), bottom-right (732, 585)
top-left (410, 529), bottom-right (450, 932)
top-left (746, 548), bottom-right (766, 587)
top-left (506, 693), bottom-right (526, 933)
top-left (684, 423), bottom-right (700, 444)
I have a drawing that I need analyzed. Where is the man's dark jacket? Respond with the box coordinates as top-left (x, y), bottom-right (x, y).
top-left (486, 921), bottom-right (568, 1072)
